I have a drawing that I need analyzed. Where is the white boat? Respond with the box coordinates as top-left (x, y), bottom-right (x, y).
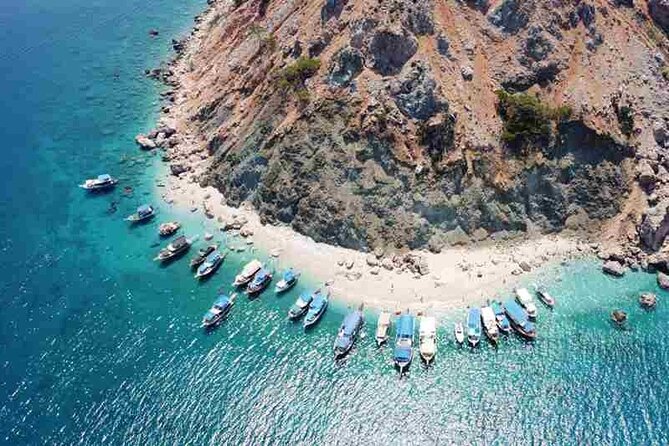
top-left (536, 287), bottom-right (555, 308)
top-left (480, 306), bottom-right (499, 344)
top-left (515, 288), bottom-right (538, 319)
top-left (375, 311), bottom-right (392, 346)
top-left (232, 259), bottom-right (263, 287)
top-left (454, 322), bottom-right (464, 344)
top-left (418, 316), bottom-right (437, 364)
top-left (79, 173), bottom-right (117, 191)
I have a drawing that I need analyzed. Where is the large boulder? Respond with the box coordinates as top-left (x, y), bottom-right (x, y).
top-left (489, 0), bottom-right (533, 34)
top-left (327, 47), bottom-right (364, 87)
top-left (135, 134), bottom-right (157, 150)
top-left (638, 205), bottom-right (669, 251)
top-left (649, 0), bottom-right (669, 33)
top-left (367, 27), bottom-right (418, 76)
top-left (390, 60), bottom-right (447, 120)
top-left (602, 260), bottom-right (626, 277)
top-left (658, 271), bottom-right (669, 289)
top-left (321, 0), bottom-right (347, 22)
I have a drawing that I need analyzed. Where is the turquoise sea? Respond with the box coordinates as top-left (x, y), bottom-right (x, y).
top-left (1, 1), bottom-right (669, 444)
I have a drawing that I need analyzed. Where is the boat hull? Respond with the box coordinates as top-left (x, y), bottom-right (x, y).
top-left (195, 259), bottom-right (223, 279)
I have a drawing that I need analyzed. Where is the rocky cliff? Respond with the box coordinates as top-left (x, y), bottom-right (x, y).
top-left (158, 0), bottom-right (669, 254)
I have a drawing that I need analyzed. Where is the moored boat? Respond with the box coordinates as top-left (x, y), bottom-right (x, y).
top-left (288, 291), bottom-right (315, 320)
top-left (158, 221), bottom-right (181, 237)
top-left (418, 316), bottom-right (437, 364)
top-left (304, 290), bottom-right (329, 328)
top-left (194, 250), bottom-right (226, 279)
top-left (515, 288), bottom-right (538, 319)
top-left (480, 306), bottom-right (499, 344)
top-left (79, 174), bottom-right (118, 191)
top-left (154, 235), bottom-right (194, 262)
top-left (467, 308), bottom-right (482, 347)
top-left (393, 312), bottom-right (415, 372)
top-left (247, 268), bottom-right (273, 295)
top-left (536, 287), bottom-right (556, 308)
top-left (333, 305), bottom-right (364, 359)
top-left (375, 311), bottom-right (392, 346)
top-left (454, 322), bottom-right (465, 344)
top-left (274, 269), bottom-right (299, 293)
top-left (232, 259), bottom-right (263, 287)
top-left (201, 293), bottom-right (237, 328)
top-left (491, 300), bottom-right (512, 334)
top-left (190, 244), bottom-right (217, 269)
top-left (125, 204), bottom-right (155, 223)
top-left (503, 299), bottom-right (537, 340)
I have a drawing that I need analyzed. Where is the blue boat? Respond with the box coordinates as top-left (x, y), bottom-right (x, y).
top-left (287, 291), bottom-right (314, 320)
top-left (393, 312), bottom-right (415, 372)
top-left (303, 290), bottom-right (329, 329)
top-left (202, 293), bottom-right (237, 328)
top-left (491, 300), bottom-right (512, 334)
top-left (274, 269), bottom-right (299, 293)
top-left (125, 204), bottom-right (155, 223)
top-left (503, 299), bottom-right (537, 340)
top-left (247, 268), bottom-right (273, 295)
top-left (194, 250), bottom-right (225, 280)
top-left (333, 306), bottom-right (364, 359)
top-left (467, 308), bottom-right (482, 347)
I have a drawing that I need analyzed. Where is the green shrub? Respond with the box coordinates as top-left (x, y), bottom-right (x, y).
top-left (496, 90), bottom-right (553, 146)
top-left (276, 57), bottom-right (321, 103)
top-left (616, 105), bottom-right (635, 136)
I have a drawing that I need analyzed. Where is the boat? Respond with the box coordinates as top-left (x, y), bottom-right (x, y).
top-left (536, 287), bottom-right (556, 308)
top-left (232, 259), bottom-right (263, 287)
top-left (503, 299), bottom-right (537, 340)
top-left (201, 293), bottom-right (237, 328)
top-left (454, 322), bottom-right (465, 344)
top-left (490, 300), bottom-right (512, 334)
top-left (79, 173), bottom-right (118, 191)
top-left (125, 204), bottom-right (155, 223)
top-left (158, 221), bottom-right (181, 237)
top-left (246, 268), bottom-right (273, 295)
top-left (154, 235), bottom-right (194, 262)
top-left (393, 312), bottom-right (415, 372)
top-left (303, 290), bottom-right (329, 328)
top-left (375, 311), bottom-right (392, 346)
top-left (274, 269), bottom-right (299, 293)
top-left (194, 250), bottom-right (226, 279)
top-left (466, 308), bottom-right (482, 347)
top-left (288, 291), bottom-right (315, 320)
top-left (333, 305), bottom-right (364, 359)
top-left (418, 316), bottom-right (437, 364)
top-left (190, 244), bottom-right (218, 269)
top-left (480, 306), bottom-right (499, 344)
top-left (515, 288), bottom-right (538, 319)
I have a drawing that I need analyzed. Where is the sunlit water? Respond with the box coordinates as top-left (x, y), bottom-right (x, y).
top-left (1, 1), bottom-right (668, 444)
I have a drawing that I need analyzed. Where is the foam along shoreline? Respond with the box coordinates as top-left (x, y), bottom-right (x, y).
top-left (158, 171), bottom-right (592, 313)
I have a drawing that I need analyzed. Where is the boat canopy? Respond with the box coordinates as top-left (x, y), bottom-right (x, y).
top-left (241, 259), bottom-right (262, 276)
top-left (419, 317), bottom-right (436, 337)
top-left (97, 174), bottom-right (112, 182)
top-left (342, 312), bottom-right (362, 335)
top-left (504, 299), bottom-right (528, 324)
top-left (378, 312), bottom-right (391, 326)
top-left (283, 269), bottom-right (296, 282)
top-left (254, 269), bottom-right (270, 281)
top-left (491, 301), bottom-right (504, 315)
top-left (481, 307), bottom-right (496, 324)
top-left (467, 308), bottom-right (481, 328)
top-left (172, 236), bottom-right (187, 248)
top-left (214, 294), bottom-right (231, 307)
top-left (397, 314), bottom-right (414, 338)
top-left (516, 288), bottom-right (533, 304)
top-left (137, 204), bottom-right (152, 215)
top-left (310, 293), bottom-right (327, 309)
top-left (394, 346), bottom-right (412, 362)
top-left (205, 251), bottom-right (221, 263)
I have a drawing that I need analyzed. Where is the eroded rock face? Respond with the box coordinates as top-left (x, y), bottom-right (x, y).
top-left (649, 0), bottom-right (669, 33)
top-left (390, 60), bottom-right (446, 120)
top-left (328, 47), bottom-right (364, 87)
top-left (367, 27), bottom-right (418, 76)
top-left (489, 0), bottom-right (534, 34)
top-left (639, 205), bottom-right (669, 251)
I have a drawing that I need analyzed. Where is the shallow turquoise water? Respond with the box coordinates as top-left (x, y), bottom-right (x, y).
top-left (1, 1), bottom-right (669, 444)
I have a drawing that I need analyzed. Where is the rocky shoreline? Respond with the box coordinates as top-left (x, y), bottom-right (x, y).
top-left (136, 0), bottom-right (669, 307)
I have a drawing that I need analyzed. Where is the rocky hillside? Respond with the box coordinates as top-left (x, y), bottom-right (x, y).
top-left (159, 0), bottom-right (669, 253)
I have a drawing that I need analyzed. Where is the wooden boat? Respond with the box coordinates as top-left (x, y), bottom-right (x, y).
top-left (375, 311), bottom-right (392, 346)
top-left (79, 174), bottom-right (117, 191)
top-left (154, 235), bottom-right (194, 262)
top-left (274, 269), bottom-right (299, 293)
top-left (246, 268), bottom-right (273, 295)
top-left (480, 306), bottom-right (499, 344)
top-left (158, 221), bottom-right (181, 237)
top-left (303, 290), bottom-right (329, 329)
top-left (393, 312), bottom-right (415, 373)
top-left (333, 305), bottom-right (364, 359)
top-left (536, 287), bottom-right (556, 308)
top-left (467, 308), bottom-right (482, 347)
top-left (491, 300), bottom-right (512, 334)
top-left (201, 293), bottom-right (237, 328)
top-left (503, 299), bottom-right (537, 340)
top-left (515, 288), bottom-right (538, 319)
top-left (125, 204), bottom-right (155, 223)
top-left (288, 291), bottom-right (315, 320)
top-left (190, 244), bottom-right (217, 269)
top-left (454, 322), bottom-right (465, 344)
top-left (232, 259), bottom-right (263, 287)
top-left (194, 250), bottom-right (226, 279)
top-left (418, 316), bottom-right (437, 364)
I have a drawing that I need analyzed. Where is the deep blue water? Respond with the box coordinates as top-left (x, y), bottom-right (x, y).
top-left (1, 1), bottom-right (669, 445)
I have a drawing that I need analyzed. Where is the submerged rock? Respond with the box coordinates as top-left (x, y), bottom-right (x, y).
top-left (658, 271), bottom-right (669, 289)
top-left (135, 134), bottom-right (157, 150)
top-left (639, 292), bottom-right (658, 309)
